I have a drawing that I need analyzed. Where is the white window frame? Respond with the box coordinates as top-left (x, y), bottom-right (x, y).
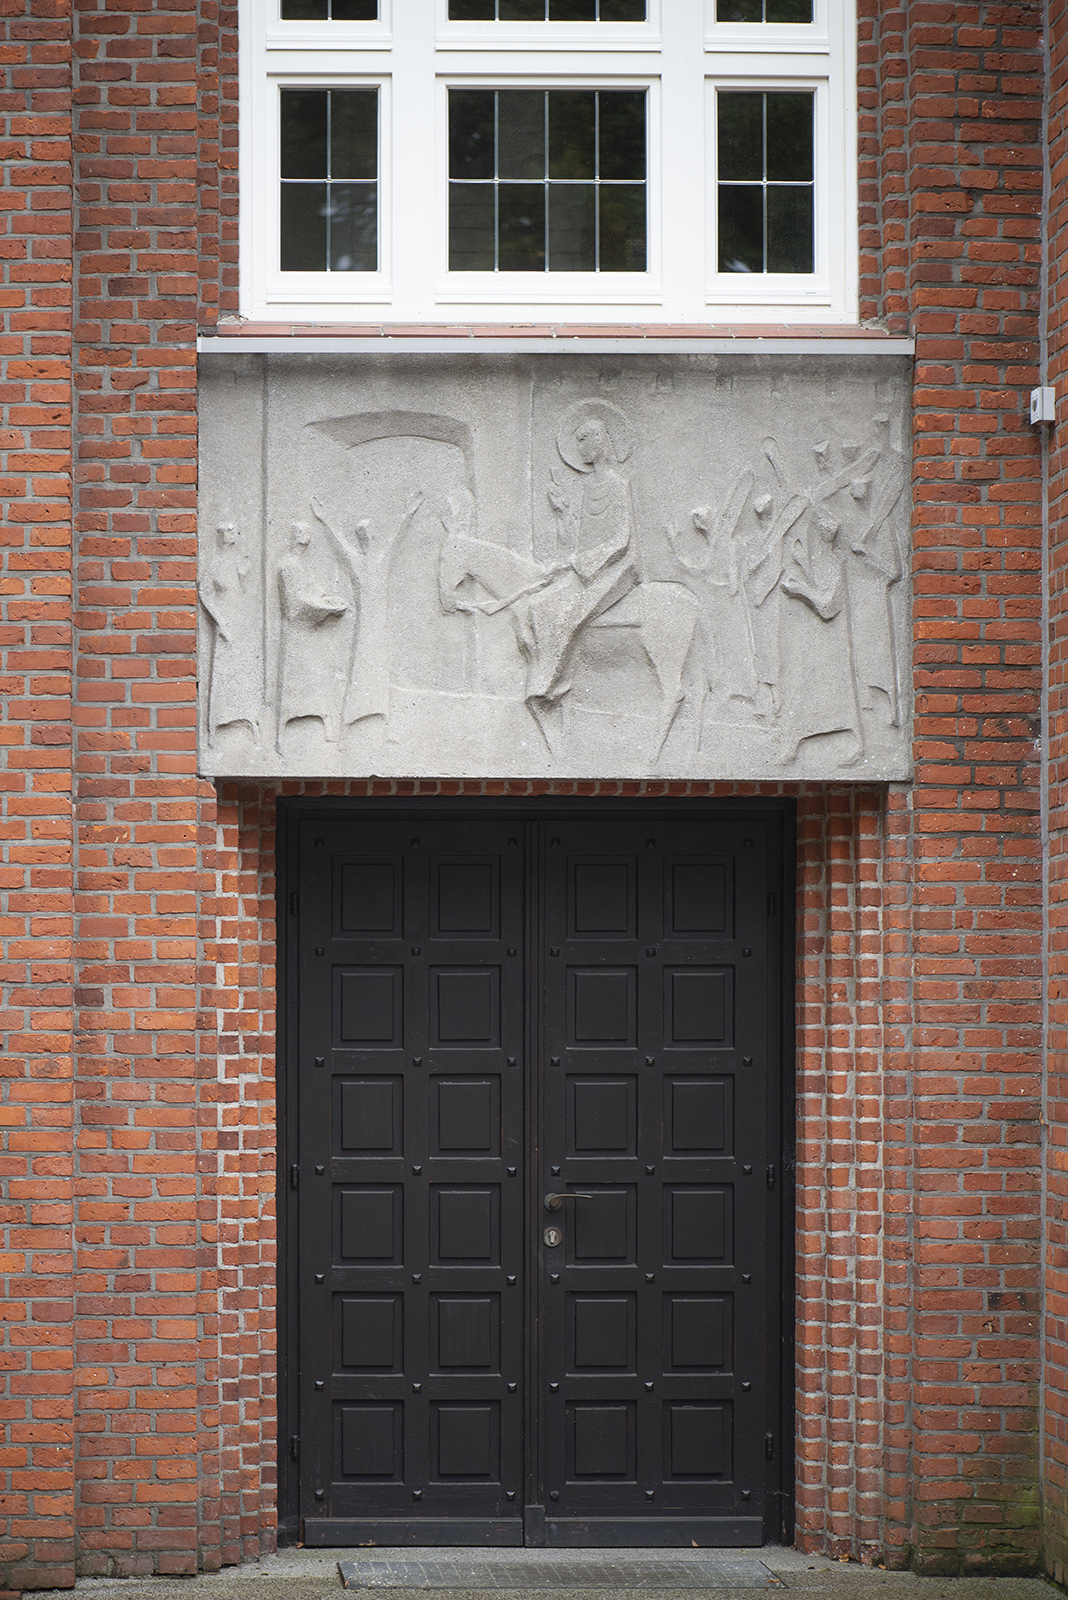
top-left (240, 0), bottom-right (857, 323)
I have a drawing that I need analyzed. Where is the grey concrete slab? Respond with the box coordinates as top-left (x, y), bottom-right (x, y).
top-left (31, 1547), bottom-right (1061, 1600)
top-left (198, 352), bottom-right (913, 784)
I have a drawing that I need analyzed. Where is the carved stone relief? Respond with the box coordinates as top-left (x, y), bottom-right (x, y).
top-left (198, 354), bottom-right (912, 780)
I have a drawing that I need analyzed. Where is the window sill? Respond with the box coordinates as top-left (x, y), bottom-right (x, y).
top-left (198, 319), bottom-right (913, 353)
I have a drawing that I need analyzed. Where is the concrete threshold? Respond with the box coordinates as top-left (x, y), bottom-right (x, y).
top-left (31, 1547), bottom-right (1062, 1600)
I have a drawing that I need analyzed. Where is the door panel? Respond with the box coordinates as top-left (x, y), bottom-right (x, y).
top-left (538, 821), bottom-right (774, 1546)
top-left (299, 821), bottom-right (526, 1546)
top-left (292, 812), bottom-right (783, 1549)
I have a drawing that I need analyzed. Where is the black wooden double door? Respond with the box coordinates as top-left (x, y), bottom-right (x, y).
top-left (291, 814), bottom-right (784, 1548)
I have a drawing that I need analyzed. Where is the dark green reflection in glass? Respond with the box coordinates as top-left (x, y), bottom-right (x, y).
top-left (281, 0), bottom-right (376, 17)
top-left (716, 0), bottom-right (811, 17)
top-left (448, 88), bottom-right (646, 272)
top-left (498, 91), bottom-right (545, 179)
top-left (280, 88), bottom-right (378, 271)
top-left (448, 0), bottom-right (645, 16)
top-left (717, 90), bottom-right (814, 274)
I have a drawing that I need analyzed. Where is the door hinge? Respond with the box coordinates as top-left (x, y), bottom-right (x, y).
top-left (290, 1164), bottom-right (300, 1190)
top-left (290, 1434), bottom-right (300, 1460)
top-left (766, 1164), bottom-right (776, 1190)
top-left (290, 891), bottom-right (299, 917)
top-left (765, 1432), bottom-right (775, 1461)
top-left (767, 891), bottom-right (776, 917)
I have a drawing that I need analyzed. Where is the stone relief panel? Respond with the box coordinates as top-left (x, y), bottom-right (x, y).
top-left (198, 354), bottom-right (912, 780)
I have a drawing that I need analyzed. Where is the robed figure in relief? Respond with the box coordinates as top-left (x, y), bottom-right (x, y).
top-left (200, 523), bottom-right (259, 746)
top-left (517, 401), bottom-right (639, 717)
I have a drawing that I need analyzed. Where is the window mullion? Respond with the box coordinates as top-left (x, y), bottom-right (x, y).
top-left (391, 0), bottom-right (436, 310)
top-left (659, 0), bottom-right (702, 311)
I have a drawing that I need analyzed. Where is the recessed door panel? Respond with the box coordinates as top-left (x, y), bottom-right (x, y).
top-left (569, 968), bottom-right (636, 1047)
top-left (337, 967), bottom-right (403, 1044)
top-left (433, 1186), bottom-right (501, 1264)
top-left (339, 860), bottom-right (401, 936)
top-left (295, 812), bottom-right (782, 1548)
top-left (434, 967), bottom-right (500, 1045)
top-left (434, 1077), bottom-right (500, 1156)
top-left (433, 1295), bottom-right (501, 1373)
top-left (567, 1294), bottom-right (636, 1373)
top-left (665, 1078), bottom-right (731, 1156)
top-left (339, 1077), bottom-right (402, 1153)
top-left (338, 1294), bottom-right (403, 1371)
top-left (432, 1402), bottom-right (501, 1480)
top-left (434, 859), bottom-right (499, 938)
top-left (665, 1295), bottom-right (731, 1372)
top-left (665, 968), bottom-right (730, 1046)
top-left (339, 1403), bottom-right (403, 1478)
top-left (339, 1187), bottom-right (403, 1262)
top-left (569, 1078), bottom-right (637, 1156)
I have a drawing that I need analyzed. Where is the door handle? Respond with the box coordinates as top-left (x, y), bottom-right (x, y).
top-left (544, 1190), bottom-right (595, 1211)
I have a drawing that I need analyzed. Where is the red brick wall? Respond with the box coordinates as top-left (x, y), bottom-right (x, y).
top-left (68, 0), bottom-right (256, 1577)
top-left (0, 0), bottom-right (1057, 1590)
top-left (0, 0), bottom-right (76, 1593)
top-left (895, 1), bottom-right (1045, 1572)
top-left (1044, 0), bottom-right (1068, 1583)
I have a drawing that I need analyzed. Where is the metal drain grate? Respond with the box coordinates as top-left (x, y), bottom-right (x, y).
top-left (338, 1556), bottom-right (785, 1590)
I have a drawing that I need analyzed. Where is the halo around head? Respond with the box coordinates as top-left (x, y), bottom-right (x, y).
top-left (556, 400), bottom-right (634, 473)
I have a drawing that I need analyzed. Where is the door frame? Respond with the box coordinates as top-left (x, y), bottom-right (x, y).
top-left (276, 797), bottom-right (797, 1547)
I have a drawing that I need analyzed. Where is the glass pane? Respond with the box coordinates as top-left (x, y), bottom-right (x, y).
top-left (550, 0), bottom-right (596, 17)
top-left (498, 182), bottom-right (545, 269)
top-left (766, 92), bottom-right (813, 182)
top-left (450, 90), bottom-right (495, 179)
top-left (598, 90), bottom-right (645, 181)
top-left (449, 0), bottom-right (495, 14)
top-left (716, 0), bottom-right (762, 16)
top-left (498, 91), bottom-right (545, 179)
top-left (766, 0), bottom-right (811, 17)
top-left (281, 0), bottom-right (328, 18)
top-left (281, 184), bottom-right (328, 269)
top-left (598, 183), bottom-right (645, 271)
top-left (717, 93), bottom-right (762, 183)
top-left (327, 182), bottom-right (377, 270)
top-left (718, 185), bottom-right (763, 273)
top-left (767, 184), bottom-right (813, 272)
top-left (328, 0), bottom-right (377, 14)
top-left (450, 183), bottom-right (496, 269)
top-left (549, 92), bottom-right (595, 179)
top-left (598, 0), bottom-right (645, 15)
top-left (281, 90), bottom-right (328, 179)
top-left (548, 183), bottom-right (595, 270)
top-left (331, 90), bottom-right (377, 180)
top-left (499, 0), bottom-right (545, 15)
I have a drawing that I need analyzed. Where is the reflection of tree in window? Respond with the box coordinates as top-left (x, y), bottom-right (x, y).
top-left (280, 89), bottom-right (378, 272)
top-left (717, 92), bottom-right (814, 275)
top-left (449, 89), bottom-right (646, 272)
top-left (281, 0), bottom-right (376, 17)
top-left (449, 1), bottom-right (644, 19)
top-left (716, 0), bottom-right (811, 19)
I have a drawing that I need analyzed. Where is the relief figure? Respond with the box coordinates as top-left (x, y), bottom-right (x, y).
top-left (439, 401), bottom-right (699, 759)
top-left (200, 523), bottom-right (259, 746)
top-left (519, 401), bottom-right (640, 724)
top-left (845, 416), bottom-right (908, 726)
top-left (777, 510), bottom-right (863, 766)
top-left (276, 521), bottom-right (351, 750)
top-left (311, 490), bottom-right (425, 728)
top-left (671, 472), bottom-right (763, 720)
